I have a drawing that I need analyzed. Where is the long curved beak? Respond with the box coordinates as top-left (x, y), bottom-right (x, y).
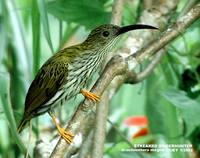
top-left (117, 24), bottom-right (158, 35)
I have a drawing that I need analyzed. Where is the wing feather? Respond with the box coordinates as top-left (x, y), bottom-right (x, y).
top-left (24, 54), bottom-right (69, 116)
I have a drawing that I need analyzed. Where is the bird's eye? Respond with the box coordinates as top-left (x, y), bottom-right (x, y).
top-left (102, 31), bottom-right (110, 37)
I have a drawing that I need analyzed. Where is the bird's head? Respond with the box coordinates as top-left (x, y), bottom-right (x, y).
top-left (83, 24), bottom-right (158, 49)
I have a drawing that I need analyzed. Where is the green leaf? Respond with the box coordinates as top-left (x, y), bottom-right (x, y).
top-left (3, 1), bottom-right (28, 111)
top-left (145, 71), bottom-right (181, 138)
top-left (5, 0), bottom-right (31, 79)
top-left (145, 65), bottom-right (184, 158)
top-left (37, 0), bottom-right (54, 53)
top-left (162, 87), bottom-right (200, 136)
top-left (0, 12), bottom-right (6, 65)
top-left (122, 1), bottom-right (138, 25)
top-left (0, 73), bottom-right (27, 154)
top-left (46, 0), bottom-right (111, 29)
top-left (32, 0), bottom-right (41, 75)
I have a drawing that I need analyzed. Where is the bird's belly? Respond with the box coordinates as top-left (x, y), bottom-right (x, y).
top-left (43, 77), bottom-right (86, 110)
top-left (41, 89), bottom-right (77, 114)
top-left (41, 63), bottom-right (98, 112)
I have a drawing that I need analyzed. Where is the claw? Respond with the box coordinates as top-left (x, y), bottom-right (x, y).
top-left (58, 127), bottom-right (74, 143)
top-left (81, 90), bottom-right (100, 102)
top-left (49, 114), bottom-right (74, 144)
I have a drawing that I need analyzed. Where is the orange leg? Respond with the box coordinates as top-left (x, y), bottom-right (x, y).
top-left (80, 90), bottom-right (100, 102)
top-left (49, 113), bottom-right (73, 144)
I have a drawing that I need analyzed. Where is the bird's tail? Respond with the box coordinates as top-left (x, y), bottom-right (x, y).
top-left (17, 116), bottom-right (29, 133)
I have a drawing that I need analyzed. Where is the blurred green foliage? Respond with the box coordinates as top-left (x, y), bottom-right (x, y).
top-left (47, 0), bottom-right (111, 29)
top-left (0, 0), bottom-right (200, 158)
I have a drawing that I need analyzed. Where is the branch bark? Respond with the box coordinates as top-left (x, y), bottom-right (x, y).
top-left (78, 130), bottom-right (94, 158)
top-left (125, 49), bottom-right (166, 84)
top-left (49, 3), bottom-right (200, 158)
top-left (91, 91), bottom-right (109, 158)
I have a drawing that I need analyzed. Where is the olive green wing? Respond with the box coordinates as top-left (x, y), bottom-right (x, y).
top-left (24, 55), bottom-right (69, 116)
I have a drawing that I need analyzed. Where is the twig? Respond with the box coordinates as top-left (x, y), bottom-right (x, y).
top-left (49, 3), bottom-right (200, 158)
top-left (106, 118), bottom-right (144, 158)
top-left (107, 118), bottom-right (134, 149)
top-left (125, 49), bottom-right (166, 84)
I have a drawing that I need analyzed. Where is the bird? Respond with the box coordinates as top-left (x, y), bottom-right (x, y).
top-left (17, 24), bottom-right (158, 144)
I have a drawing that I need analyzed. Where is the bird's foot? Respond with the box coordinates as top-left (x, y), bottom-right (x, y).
top-left (57, 126), bottom-right (74, 144)
top-left (81, 90), bottom-right (100, 102)
top-left (50, 114), bottom-right (74, 144)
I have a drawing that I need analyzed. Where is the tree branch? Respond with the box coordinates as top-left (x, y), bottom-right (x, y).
top-left (49, 3), bottom-right (200, 158)
top-left (91, 91), bottom-right (109, 158)
top-left (125, 49), bottom-right (166, 84)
